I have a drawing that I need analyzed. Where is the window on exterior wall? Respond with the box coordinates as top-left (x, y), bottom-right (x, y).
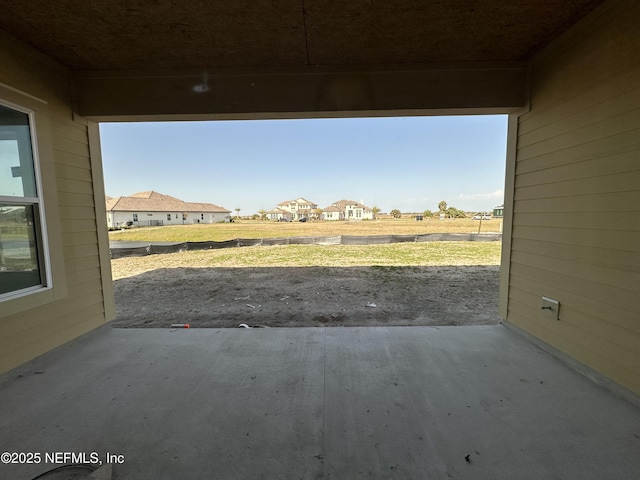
top-left (167, 214), bottom-right (171, 221)
top-left (133, 213), bottom-right (138, 221)
top-left (0, 102), bottom-right (47, 298)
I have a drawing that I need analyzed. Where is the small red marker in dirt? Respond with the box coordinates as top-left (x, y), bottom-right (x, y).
top-left (171, 324), bottom-right (190, 328)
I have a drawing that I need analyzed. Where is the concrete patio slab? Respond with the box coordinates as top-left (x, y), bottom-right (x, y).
top-left (0, 325), bottom-right (638, 479)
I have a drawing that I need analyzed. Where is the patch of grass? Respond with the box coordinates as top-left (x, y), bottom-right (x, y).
top-left (108, 218), bottom-right (502, 242)
top-left (111, 242), bottom-right (502, 280)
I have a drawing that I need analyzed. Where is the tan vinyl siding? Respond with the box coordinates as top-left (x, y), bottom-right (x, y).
top-left (0, 31), bottom-right (111, 373)
top-left (54, 149), bottom-right (93, 170)
top-left (507, 0), bottom-right (640, 395)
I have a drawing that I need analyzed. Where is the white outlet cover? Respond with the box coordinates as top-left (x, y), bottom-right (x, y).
top-left (541, 296), bottom-right (560, 320)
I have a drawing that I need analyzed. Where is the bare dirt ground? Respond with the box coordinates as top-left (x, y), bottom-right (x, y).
top-left (112, 265), bottom-right (501, 328)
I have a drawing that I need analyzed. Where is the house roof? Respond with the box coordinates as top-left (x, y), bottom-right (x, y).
top-left (106, 191), bottom-right (230, 213)
top-left (322, 206), bottom-right (342, 213)
top-left (184, 202), bottom-right (230, 213)
top-left (332, 199), bottom-right (371, 210)
top-left (278, 197), bottom-right (317, 207)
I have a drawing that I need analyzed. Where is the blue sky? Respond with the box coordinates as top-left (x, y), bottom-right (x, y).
top-left (100, 115), bottom-right (507, 215)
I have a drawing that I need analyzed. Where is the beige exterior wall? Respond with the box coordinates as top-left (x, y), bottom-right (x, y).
top-left (506, 0), bottom-right (640, 394)
top-left (0, 31), bottom-right (113, 373)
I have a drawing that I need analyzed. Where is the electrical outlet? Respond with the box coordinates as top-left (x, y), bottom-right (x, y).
top-left (541, 296), bottom-right (559, 320)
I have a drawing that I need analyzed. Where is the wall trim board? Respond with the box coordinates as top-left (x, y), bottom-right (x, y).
top-left (73, 62), bottom-right (528, 120)
top-left (87, 121), bottom-right (115, 322)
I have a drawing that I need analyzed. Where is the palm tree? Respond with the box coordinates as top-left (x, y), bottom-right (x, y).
top-left (234, 208), bottom-right (241, 220)
top-left (372, 206), bottom-right (381, 219)
top-left (258, 209), bottom-right (267, 221)
top-left (438, 200), bottom-right (448, 213)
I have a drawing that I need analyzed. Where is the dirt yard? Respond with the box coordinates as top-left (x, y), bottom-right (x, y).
top-left (112, 265), bottom-right (501, 328)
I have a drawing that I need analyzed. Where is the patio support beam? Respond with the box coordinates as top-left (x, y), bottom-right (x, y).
top-left (73, 62), bottom-right (527, 121)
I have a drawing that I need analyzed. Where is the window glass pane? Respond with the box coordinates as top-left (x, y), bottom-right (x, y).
top-left (0, 204), bottom-right (42, 294)
top-left (0, 104), bottom-right (36, 198)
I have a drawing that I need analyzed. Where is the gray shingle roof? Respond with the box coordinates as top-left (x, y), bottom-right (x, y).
top-left (106, 191), bottom-right (230, 213)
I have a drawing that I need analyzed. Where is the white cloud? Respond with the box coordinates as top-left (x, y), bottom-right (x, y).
top-left (457, 189), bottom-right (504, 200)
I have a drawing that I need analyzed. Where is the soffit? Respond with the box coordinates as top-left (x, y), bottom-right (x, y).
top-left (0, 0), bottom-right (604, 70)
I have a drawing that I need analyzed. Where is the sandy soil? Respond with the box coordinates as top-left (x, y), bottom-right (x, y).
top-left (112, 265), bottom-right (501, 328)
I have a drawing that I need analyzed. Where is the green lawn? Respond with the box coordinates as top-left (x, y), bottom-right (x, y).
top-left (111, 241), bottom-right (502, 279)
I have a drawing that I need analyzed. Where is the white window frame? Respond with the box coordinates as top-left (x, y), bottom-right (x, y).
top-left (0, 98), bottom-right (52, 301)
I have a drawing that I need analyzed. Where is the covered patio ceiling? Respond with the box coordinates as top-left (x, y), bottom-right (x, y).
top-left (0, 0), bottom-right (604, 70)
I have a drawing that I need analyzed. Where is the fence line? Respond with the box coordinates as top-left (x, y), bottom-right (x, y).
top-left (110, 233), bottom-right (502, 259)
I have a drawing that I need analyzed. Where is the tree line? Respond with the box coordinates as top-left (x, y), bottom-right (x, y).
top-left (388, 200), bottom-right (466, 219)
top-left (240, 200), bottom-right (468, 220)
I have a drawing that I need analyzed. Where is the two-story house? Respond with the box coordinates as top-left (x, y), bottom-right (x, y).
top-left (274, 198), bottom-right (318, 221)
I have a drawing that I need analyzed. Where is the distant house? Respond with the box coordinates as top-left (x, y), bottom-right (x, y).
top-left (323, 199), bottom-right (373, 221)
top-left (276, 198), bottom-right (318, 221)
top-left (266, 208), bottom-right (293, 222)
top-left (106, 191), bottom-right (231, 228)
top-left (269, 197), bottom-right (373, 221)
top-left (493, 205), bottom-right (504, 218)
top-left (322, 205), bottom-right (342, 221)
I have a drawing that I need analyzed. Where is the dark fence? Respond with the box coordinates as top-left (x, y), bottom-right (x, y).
top-left (110, 233), bottom-right (502, 259)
